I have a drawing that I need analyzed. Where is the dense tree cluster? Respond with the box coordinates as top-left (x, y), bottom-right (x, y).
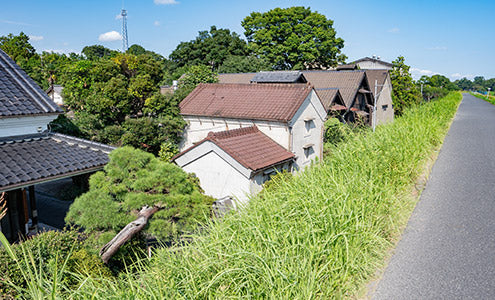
top-left (390, 56), bottom-right (422, 116)
top-left (416, 74), bottom-right (459, 101)
top-left (453, 76), bottom-right (495, 92)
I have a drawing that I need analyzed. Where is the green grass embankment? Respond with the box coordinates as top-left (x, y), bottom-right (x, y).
top-left (4, 92), bottom-right (461, 299)
top-left (67, 92), bottom-right (462, 299)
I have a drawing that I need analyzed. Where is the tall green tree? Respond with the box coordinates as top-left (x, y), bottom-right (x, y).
top-left (217, 55), bottom-right (271, 73)
top-left (454, 78), bottom-right (474, 91)
top-left (242, 6), bottom-right (346, 70)
top-left (81, 45), bottom-right (116, 60)
top-left (169, 26), bottom-right (250, 70)
top-left (0, 32), bottom-right (36, 62)
top-left (390, 56), bottom-right (421, 115)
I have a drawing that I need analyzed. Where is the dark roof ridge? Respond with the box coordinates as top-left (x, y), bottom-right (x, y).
top-left (0, 49), bottom-right (61, 114)
top-left (196, 82), bottom-right (312, 88)
top-left (50, 133), bottom-right (116, 153)
top-left (0, 132), bottom-right (115, 153)
top-left (218, 72), bottom-right (257, 75)
top-left (302, 69), bottom-right (366, 73)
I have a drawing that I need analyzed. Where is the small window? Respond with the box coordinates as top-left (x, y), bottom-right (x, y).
top-left (304, 117), bottom-right (315, 132)
top-left (382, 104), bottom-right (388, 111)
top-left (262, 169), bottom-right (276, 184)
top-left (303, 144), bottom-right (314, 159)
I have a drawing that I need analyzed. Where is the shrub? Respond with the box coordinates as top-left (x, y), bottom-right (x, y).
top-left (0, 229), bottom-right (113, 297)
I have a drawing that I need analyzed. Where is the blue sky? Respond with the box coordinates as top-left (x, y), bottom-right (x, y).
top-left (1, 0), bottom-right (494, 80)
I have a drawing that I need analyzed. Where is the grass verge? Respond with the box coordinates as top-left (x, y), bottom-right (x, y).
top-left (470, 91), bottom-right (495, 105)
top-left (2, 92), bottom-right (463, 299)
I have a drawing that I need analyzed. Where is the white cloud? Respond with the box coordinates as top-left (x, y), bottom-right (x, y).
top-left (388, 27), bottom-right (400, 33)
top-left (426, 46), bottom-right (448, 51)
top-left (43, 49), bottom-right (78, 55)
top-left (43, 49), bottom-right (65, 54)
top-left (410, 67), bottom-right (440, 80)
top-left (154, 0), bottom-right (179, 5)
top-left (450, 73), bottom-right (474, 80)
top-left (1, 19), bottom-right (32, 26)
top-left (29, 35), bottom-right (44, 41)
top-left (154, 20), bottom-right (161, 26)
top-left (98, 31), bottom-right (122, 42)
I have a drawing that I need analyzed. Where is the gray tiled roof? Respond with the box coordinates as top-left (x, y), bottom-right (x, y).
top-left (0, 133), bottom-right (114, 191)
top-left (0, 48), bottom-right (62, 117)
top-left (251, 71), bottom-right (307, 83)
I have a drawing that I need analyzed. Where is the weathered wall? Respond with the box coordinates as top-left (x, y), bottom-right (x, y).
top-left (357, 60), bottom-right (392, 70)
top-left (177, 142), bottom-right (253, 204)
top-left (289, 91), bottom-right (326, 170)
top-left (375, 77), bottom-right (394, 125)
top-left (180, 117), bottom-right (289, 152)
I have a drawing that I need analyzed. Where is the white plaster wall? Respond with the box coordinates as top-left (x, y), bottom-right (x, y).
top-left (376, 77), bottom-right (394, 125)
top-left (289, 91), bottom-right (326, 170)
top-left (357, 60), bottom-right (392, 70)
top-left (179, 147), bottom-right (253, 204)
top-left (180, 117), bottom-right (289, 151)
top-left (51, 92), bottom-right (64, 106)
top-left (0, 115), bottom-right (59, 137)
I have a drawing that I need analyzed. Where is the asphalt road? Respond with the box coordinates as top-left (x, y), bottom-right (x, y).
top-left (372, 94), bottom-right (495, 299)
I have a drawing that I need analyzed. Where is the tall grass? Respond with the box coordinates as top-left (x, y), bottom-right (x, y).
top-left (2, 92), bottom-right (462, 299)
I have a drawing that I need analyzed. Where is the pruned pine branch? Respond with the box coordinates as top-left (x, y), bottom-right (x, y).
top-left (100, 205), bottom-right (162, 264)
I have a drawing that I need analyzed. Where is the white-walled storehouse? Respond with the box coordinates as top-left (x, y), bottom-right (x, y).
top-left (352, 57), bottom-right (393, 70)
top-left (366, 69), bottom-right (394, 125)
top-left (179, 83), bottom-right (327, 170)
top-left (46, 84), bottom-right (64, 106)
top-left (173, 126), bottom-right (294, 204)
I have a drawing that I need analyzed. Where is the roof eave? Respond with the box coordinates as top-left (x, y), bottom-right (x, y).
top-left (0, 165), bottom-right (105, 193)
top-left (0, 111), bottom-right (62, 119)
top-left (249, 156), bottom-right (295, 178)
top-left (180, 113), bottom-right (291, 124)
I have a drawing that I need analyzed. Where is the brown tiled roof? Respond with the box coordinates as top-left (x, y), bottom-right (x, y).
top-left (365, 69), bottom-right (389, 97)
top-left (302, 70), bottom-right (369, 108)
top-left (174, 126), bottom-right (294, 172)
top-left (179, 83), bottom-right (312, 122)
top-left (336, 63), bottom-right (358, 70)
top-left (314, 88), bottom-right (345, 111)
top-left (218, 73), bottom-right (256, 84)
